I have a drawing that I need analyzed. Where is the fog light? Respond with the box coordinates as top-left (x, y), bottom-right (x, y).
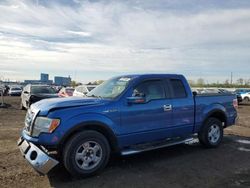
top-left (30, 150), bottom-right (38, 161)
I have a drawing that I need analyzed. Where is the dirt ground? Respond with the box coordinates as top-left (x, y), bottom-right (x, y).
top-left (0, 96), bottom-right (250, 188)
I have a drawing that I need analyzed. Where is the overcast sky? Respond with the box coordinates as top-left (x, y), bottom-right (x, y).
top-left (0, 0), bottom-right (250, 83)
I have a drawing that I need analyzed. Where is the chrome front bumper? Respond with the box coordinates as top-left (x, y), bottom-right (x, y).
top-left (17, 137), bottom-right (59, 175)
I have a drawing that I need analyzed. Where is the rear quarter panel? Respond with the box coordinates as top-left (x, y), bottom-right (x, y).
top-left (194, 94), bottom-right (237, 132)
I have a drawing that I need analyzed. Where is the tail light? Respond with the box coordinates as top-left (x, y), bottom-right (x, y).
top-left (233, 99), bottom-right (238, 109)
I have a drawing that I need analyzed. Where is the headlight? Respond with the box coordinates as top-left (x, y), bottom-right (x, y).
top-left (32, 117), bottom-right (60, 137)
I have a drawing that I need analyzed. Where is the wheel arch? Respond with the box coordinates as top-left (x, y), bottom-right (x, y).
top-left (243, 96), bottom-right (250, 100)
top-left (202, 110), bottom-right (227, 129)
top-left (58, 121), bottom-right (119, 153)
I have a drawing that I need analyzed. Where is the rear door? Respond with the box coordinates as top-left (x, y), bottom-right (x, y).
top-left (168, 78), bottom-right (195, 137)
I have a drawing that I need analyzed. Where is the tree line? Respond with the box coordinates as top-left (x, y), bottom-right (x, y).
top-left (188, 78), bottom-right (250, 88)
top-left (71, 78), bottom-right (250, 88)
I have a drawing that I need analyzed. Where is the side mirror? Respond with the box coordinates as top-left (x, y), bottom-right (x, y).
top-left (127, 96), bottom-right (146, 104)
top-left (192, 91), bottom-right (197, 96)
top-left (24, 91), bottom-right (29, 94)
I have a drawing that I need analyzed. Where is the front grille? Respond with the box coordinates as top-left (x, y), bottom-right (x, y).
top-left (24, 110), bottom-right (33, 134)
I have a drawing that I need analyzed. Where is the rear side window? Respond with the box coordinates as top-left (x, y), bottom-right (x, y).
top-left (170, 79), bottom-right (187, 98)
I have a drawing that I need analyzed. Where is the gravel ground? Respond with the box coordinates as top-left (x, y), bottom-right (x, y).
top-left (0, 96), bottom-right (250, 188)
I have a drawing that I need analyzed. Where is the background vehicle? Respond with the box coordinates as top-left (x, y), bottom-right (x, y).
top-left (8, 86), bottom-right (22, 96)
top-left (58, 87), bottom-right (75, 97)
top-left (0, 85), bottom-right (10, 96)
top-left (234, 89), bottom-right (250, 103)
top-left (240, 92), bottom-right (250, 102)
top-left (18, 74), bottom-right (238, 177)
top-left (73, 85), bottom-right (97, 97)
top-left (53, 86), bottom-right (63, 93)
top-left (20, 84), bottom-right (58, 109)
top-left (218, 89), bottom-right (232, 94)
top-left (234, 89), bottom-right (250, 94)
top-left (236, 94), bottom-right (243, 103)
top-left (193, 88), bottom-right (232, 95)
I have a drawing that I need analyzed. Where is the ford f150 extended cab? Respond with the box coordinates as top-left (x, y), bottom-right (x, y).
top-left (18, 74), bottom-right (238, 177)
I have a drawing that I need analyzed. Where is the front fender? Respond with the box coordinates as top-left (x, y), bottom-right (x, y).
top-left (33, 113), bottom-right (119, 147)
top-left (63, 113), bottom-right (118, 134)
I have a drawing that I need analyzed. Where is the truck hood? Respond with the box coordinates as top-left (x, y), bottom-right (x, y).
top-left (31, 97), bottom-right (108, 116)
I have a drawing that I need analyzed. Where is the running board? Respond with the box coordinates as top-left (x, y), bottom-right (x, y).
top-left (121, 138), bottom-right (194, 156)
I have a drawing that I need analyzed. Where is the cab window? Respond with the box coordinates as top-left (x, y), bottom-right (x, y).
top-left (170, 79), bottom-right (187, 98)
top-left (133, 80), bottom-right (166, 102)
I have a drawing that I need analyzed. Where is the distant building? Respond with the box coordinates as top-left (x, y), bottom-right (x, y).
top-left (24, 73), bottom-right (52, 85)
top-left (24, 80), bottom-right (42, 84)
top-left (54, 76), bottom-right (71, 86)
top-left (24, 73), bottom-right (70, 86)
top-left (40, 73), bottom-right (49, 82)
top-left (40, 73), bottom-right (53, 84)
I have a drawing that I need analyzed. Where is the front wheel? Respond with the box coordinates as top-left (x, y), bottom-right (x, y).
top-left (198, 117), bottom-right (223, 148)
top-left (63, 130), bottom-right (110, 177)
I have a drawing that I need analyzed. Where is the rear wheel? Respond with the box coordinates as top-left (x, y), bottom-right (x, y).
top-left (63, 130), bottom-right (110, 177)
top-left (198, 117), bottom-right (223, 148)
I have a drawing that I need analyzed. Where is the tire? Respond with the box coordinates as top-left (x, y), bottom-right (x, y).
top-left (243, 97), bottom-right (250, 102)
top-left (63, 130), bottom-right (110, 177)
top-left (198, 117), bottom-right (223, 148)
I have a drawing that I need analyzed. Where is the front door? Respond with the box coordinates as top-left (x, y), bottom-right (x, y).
top-left (119, 79), bottom-right (173, 147)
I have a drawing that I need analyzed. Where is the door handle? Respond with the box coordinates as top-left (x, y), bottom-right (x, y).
top-left (163, 104), bottom-right (172, 111)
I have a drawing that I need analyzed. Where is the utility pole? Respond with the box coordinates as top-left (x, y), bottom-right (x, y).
top-left (230, 72), bottom-right (233, 85)
top-left (0, 88), bottom-right (6, 108)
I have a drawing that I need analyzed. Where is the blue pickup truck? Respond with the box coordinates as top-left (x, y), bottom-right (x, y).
top-left (18, 74), bottom-right (238, 177)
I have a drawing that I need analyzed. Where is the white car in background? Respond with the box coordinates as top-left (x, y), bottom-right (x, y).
top-left (241, 92), bottom-right (250, 102)
top-left (9, 86), bottom-right (22, 96)
top-left (73, 85), bottom-right (97, 97)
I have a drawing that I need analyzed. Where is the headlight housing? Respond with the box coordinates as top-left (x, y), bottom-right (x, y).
top-left (32, 117), bottom-right (60, 137)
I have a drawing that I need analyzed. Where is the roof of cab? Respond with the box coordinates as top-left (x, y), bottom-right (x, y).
top-left (116, 73), bottom-right (184, 79)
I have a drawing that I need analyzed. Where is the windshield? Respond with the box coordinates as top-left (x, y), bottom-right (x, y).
top-left (87, 77), bottom-right (132, 99)
top-left (31, 86), bottom-right (56, 94)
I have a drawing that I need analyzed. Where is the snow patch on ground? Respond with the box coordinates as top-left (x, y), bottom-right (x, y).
top-left (237, 139), bottom-right (250, 144)
top-left (238, 147), bottom-right (250, 152)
